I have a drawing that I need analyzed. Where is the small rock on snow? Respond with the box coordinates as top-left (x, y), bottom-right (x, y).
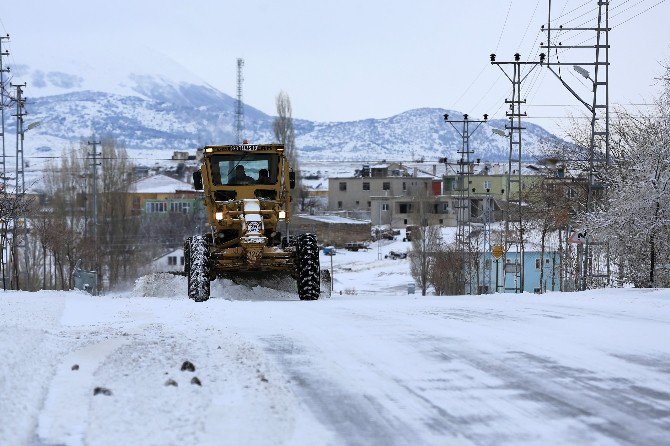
top-left (93, 387), bottom-right (112, 396)
top-left (190, 377), bottom-right (202, 386)
top-left (71, 364), bottom-right (79, 371)
top-left (164, 379), bottom-right (178, 387)
top-left (181, 360), bottom-right (196, 372)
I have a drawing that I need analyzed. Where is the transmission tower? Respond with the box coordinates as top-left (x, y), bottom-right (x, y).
top-left (482, 186), bottom-right (493, 294)
top-left (10, 83), bottom-right (27, 289)
top-left (443, 113), bottom-right (488, 295)
top-left (0, 34), bottom-right (9, 290)
top-left (490, 52), bottom-right (545, 293)
top-left (236, 58), bottom-right (244, 144)
top-left (0, 34), bottom-right (9, 190)
top-left (541, 0), bottom-right (611, 290)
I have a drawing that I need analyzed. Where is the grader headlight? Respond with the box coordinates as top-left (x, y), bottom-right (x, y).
top-left (215, 211), bottom-right (223, 221)
top-left (278, 210), bottom-right (286, 220)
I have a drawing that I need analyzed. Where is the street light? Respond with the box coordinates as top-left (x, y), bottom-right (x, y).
top-left (26, 121), bottom-right (42, 131)
top-left (573, 65), bottom-right (590, 80)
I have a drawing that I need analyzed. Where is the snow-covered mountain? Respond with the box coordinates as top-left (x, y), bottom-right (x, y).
top-left (9, 46), bottom-right (560, 162)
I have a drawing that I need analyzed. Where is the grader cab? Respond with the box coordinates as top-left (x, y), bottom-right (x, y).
top-left (185, 143), bottom-right (321, 302)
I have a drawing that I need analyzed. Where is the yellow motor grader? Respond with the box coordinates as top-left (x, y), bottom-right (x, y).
top-left (185, 143), bottom-right (321, 302)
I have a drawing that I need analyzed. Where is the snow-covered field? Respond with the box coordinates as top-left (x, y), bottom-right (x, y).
top-left (1, 240), bottom-right (670, 445)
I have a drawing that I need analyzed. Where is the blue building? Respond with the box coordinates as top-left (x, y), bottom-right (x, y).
top-left (476, 250), bottom-right (561, 294)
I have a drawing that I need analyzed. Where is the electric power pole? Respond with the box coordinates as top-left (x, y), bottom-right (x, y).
top-left (88, 139), bottom-right (101, 294)
top-left (10, 83), bottom-right (27, 289)
top-left (541, 0), bottom-right (611, 291)
top-left (0, 34), bottom-right (10, 290)
top-left (482, 185), bottom-right (493, 294)
top-left (0, 34), bottom-right (9, 191)
top-left (490, 52), bottom-right (546, 293)
top-left (236, 58), bottom-right (245, 144)
top-left (443, 112), bottom-right (488, 295)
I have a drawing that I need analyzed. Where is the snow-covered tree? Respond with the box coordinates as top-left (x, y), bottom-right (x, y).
top-left (589, 67), bottom-right (670, 287)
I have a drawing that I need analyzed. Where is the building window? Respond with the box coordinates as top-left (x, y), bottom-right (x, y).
top-left (403, 219), bottom-right (408, 225)
top-left (399, 203), bottom-right (412, 214)
top-left (355, 200), bottom-right (359, 206)
top-left (402, 182), bottom-right (406, 191)
top-left (381, 203), bottom-right (389, 211)
top-left (535, 258), bottom-right (541, 269)
top-left (146, 201), bottom-right (168, 213)
top-left (443, 203), bottom-right (449, 211)
top-left (180, 256), bottom-right (185, 265)
top-left (367, 201), bottom-right (371, 208)
top-left (382, 182), bottom-right (391, 191)
top-left (168, 256), bottom-right (177, 266)
top-left (362, 182), bottom-right (370, 191)
top-left (170, 201), bottom-right (191, 214)
top-left (484, 181), bottom-right (491, 191)
top-left (439, 219), bottom-right (443, 224)
top-left (337, 201), bottom-right (343, 210)
top-left (132, 197), bottom-right (141, 209)
top-left (339, 182), bottom-right (347, 191)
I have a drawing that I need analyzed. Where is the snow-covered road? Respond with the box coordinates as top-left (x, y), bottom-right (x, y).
top-left (1, 281), bottom-right (669, 445)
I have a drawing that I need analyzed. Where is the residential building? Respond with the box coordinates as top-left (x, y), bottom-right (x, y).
top-left (128, 174), bottom-right (202, 216)
top-left (443, 163), bottom-right (544, 222)
top-left (151, 248), bottom-right (185, 272)
top-left (329, 162), bottom-right (450, 228)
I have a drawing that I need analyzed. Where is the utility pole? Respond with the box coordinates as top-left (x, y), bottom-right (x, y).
top-left (11, 83), bottom-right (27, 289)
top-left (0, 34), bottom-right (10, 290)
top-left (88, 139), bottom-right (101, 294)
top-left (236, 58), bottom-right (244, 144)
top-left (482, 185), bottom-right (493, 294)
top-left (443, 113), bottom-right (488, 295)
top-left (541, 0), bottom-right (611, 291)
top-left (490, 52), bottom-right (545, 293)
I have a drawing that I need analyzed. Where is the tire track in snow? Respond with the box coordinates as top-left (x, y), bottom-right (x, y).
top-left (35, 337), bottom-right (130, 446)
top-left (260, 334), bottom-right (423, 446)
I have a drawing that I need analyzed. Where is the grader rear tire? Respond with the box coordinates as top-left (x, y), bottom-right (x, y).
top-left (297, 233), bottom-right (320, 301)
top-left (188, 235), bottom-right (210, 302)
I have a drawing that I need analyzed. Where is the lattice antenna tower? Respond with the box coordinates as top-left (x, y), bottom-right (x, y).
top-left (236, 58), bottom-right (245, 144)
top-left (541, 0), bottom-right (610, 290)
top-left (490, 52), bottom-right (545, 293)
top-left (443, 112), bottom-right (488, 295)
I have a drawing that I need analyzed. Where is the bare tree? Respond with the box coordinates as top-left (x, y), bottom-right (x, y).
top-left (430, 241), bottom-right (466, 295)
top-left (273, 91), bottom-right (302, 212)
top-left (409, 224), bottom-right (441, 296)
top-left (38, 138), bottom-right (142, 291)
top-left (0, 187), bottom-right (34, 289)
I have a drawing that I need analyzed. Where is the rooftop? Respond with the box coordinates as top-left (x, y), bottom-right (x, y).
top-left (131, 174), bottom-right (195, 194)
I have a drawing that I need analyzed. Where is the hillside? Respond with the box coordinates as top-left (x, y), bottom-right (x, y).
top-left (9, 48), bottom-right (561, 162)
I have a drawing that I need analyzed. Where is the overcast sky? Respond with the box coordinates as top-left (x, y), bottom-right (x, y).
top-left (2, 0), bottom-right (669, 136)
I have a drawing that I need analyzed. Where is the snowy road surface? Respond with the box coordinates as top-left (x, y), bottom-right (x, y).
top-left (1, 281), bottom-right (669, 445)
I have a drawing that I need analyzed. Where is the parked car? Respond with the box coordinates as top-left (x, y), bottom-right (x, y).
top-left (385, 250), bottom-right (407, 260)
top-left (372, 228), bottom-right (396, 241)
top-left (345, 242), bottom-right (369, 251)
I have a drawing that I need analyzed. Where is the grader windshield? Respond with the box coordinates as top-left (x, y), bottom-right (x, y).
top-left (210, 154), bottom-right (279, 186)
